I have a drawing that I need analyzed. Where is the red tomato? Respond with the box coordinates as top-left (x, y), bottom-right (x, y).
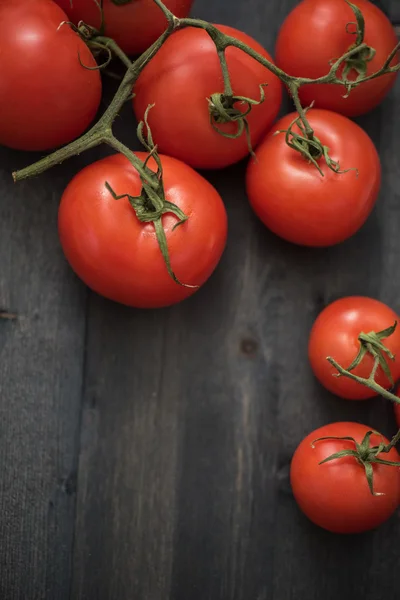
top-left (275, 0), bottom-right (399, 117)
top-left (291, 422), bottom-right (400, 533)
top-left (133, 25), bottom-right (282, 169)
top-left (246, 109), bottom-right (380, 246)
top-left (58, 153), bottom-right (227, 308)
top-left (309, 297), bottom-right (400, 400)
top-left (0, 0), bottom-right (101, 152)
top-left (54, 0), bottom-right (193, 56)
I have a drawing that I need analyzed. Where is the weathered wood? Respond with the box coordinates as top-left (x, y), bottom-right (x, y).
top-left (71, 2), bottom-right (400, 600)
top-left (0, 0), bottom-right (399, 599)
top-left (0, 149), bottom-right (87, 599)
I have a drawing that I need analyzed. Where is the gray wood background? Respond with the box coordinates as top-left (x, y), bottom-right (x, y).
top-left (0, 1), bottom-right (399, 598)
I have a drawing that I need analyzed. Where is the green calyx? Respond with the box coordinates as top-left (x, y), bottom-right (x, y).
top-left (327, 321), bottom-right (400, 405)
top-left (312, 430), bottom-right (400, 496)
top-left (13, 0), bottom-right (400, 189)
top-left (107, 105), bottom-right (198, 289)
top-left (345, 321), bottom-right (398, 385)
top-left (62, 4), bottom-right (134, 69)
top-left (105, 182), bottom-right (193, 287)
top-left (342, 45), bottom-right (375, 86)
top-left (208, 84), bottom-right (267, 157)
top-left (340, 1), bottom-right (375, 95)
top-left (276, 108), bottom-right (358, 177)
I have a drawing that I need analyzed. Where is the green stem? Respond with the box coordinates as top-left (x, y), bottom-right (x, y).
top-left (177, 19), bottom-right (375, 88)
top-left (327, 322), bottom-right (399, 403)
top-left (180, 20), bottom-right (292, 82)
top-left (385, 427), bottom-right (400, 452)
top-left (151, 0), bottom-right (177, 26)
top-left (12, 129), bottom-right (107, 182)
top-left (348, 40), bottom-right (400, 85)
top-left (327, 356), bottom-right (400, 405)
top-left (287, 82), bottom-right (314, 140)
top-left (98, 27), bottom-right (173, 127)
top-left (105, 134), bottom-right (155, 185)
top-left (12, 0), bottom-right (399, 183)
top-left (93, 36), bottom-right (132, 69)
top-left (13, 26), bottom-right (175, 182)
top-left (217, 49), bottom-right (233, 97)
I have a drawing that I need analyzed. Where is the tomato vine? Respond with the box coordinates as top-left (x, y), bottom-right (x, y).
top-left (13, 0), bottom-right (399, 182)
top-left (6, 0), bottom-right (400, 499)
top-left (323, 318), bottom-right (400, 492)
top-left (11, 0), bottom-right (399, 285)
top-left (326, 316), bottom-right (400, 404)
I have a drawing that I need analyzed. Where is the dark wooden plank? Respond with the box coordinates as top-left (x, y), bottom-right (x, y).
top-left (271, 40), bottom-right (400, 600)
top-left (0, 149), bottom-right (87, 599)
top-left (272, 78), bottom-right (400, 600)
top-left (71, 0), bottom-right (297, 595)
top-left (388, 0), bottom-right (400, 22)
top-left (71, 299), bottom-right (185, 599)
top-left (71, 1), bottom-right (400, 600)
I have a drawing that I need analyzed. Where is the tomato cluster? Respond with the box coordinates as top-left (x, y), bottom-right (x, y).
top-left (2, 0), bottom-right (400, 534)
top-left (299, 297), bottom-right (400, 533)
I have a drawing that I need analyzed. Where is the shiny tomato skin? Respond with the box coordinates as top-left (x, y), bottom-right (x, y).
top-left (275, 0), bottom-right (399, 117)
top-left (309, 297), bottom-right (400, 400)
top-left (0, 0), bottom-right (101, 152)
top-left (291, 422), bottom-right (400, 533)
top-left (54, 0), bottom-right (193, 56)
top-left (58, 153), bottom-right (227, 308)
top-left (246, 109), bottom-right (380, 246)
top-left (133, 25), bottom-right (282, 169)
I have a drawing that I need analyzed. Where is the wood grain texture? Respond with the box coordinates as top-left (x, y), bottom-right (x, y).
top-left (0, 0), bottom-right (399, 599)
top-left (0, 148), bottom-right (87, 599)
top-left (72, 2), bottom-right (400, 600)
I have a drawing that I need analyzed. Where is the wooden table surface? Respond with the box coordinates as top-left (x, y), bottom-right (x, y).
top-left (1, 1), bottom-right (399, 599)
